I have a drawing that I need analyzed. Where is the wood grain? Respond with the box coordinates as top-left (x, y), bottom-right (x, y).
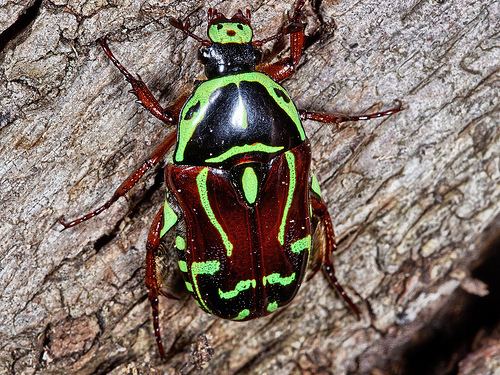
top-left (0, 0), bottom-right (498, 374)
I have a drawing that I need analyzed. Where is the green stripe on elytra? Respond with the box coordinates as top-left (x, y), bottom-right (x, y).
top-left (178, 260), bottom-right (188, 273)
top-left (263, 272), bottom-right (296, 286)
top-left (218, 279), bottom-right (256, 299)
top-left (160, 201), bottom-right (178, 238)
top-left (185, 281), bottom-right (194, 292)
top-left (175, 236), bottom-right (186, 250)
top-left (205, 143), bottom-right (283, 163)
top-left (241, 167), bottom-right (258, 205)
top-left (267, 301), bottom-right (279, 313)
top-left (311, 174), bottom-right (322, 197)
top-left (233, 309), bottom-right (250, 320)
top-left (176, 72), bottom-right (305, 162)
top-left (196, 168), bottom-right (234, 256)
top-left (291, 235), bottom-right (311, 254)
top-left (191, 260), bottom-right (221, 313)
top-left (278, 151), bottom-right (296, 245)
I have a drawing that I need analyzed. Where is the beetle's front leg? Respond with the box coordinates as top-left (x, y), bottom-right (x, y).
top-left (300, 100), bottom-right (403, 127)
top-left (309, 176), bottom-right (361, 318)
top-left (99, 39), bottom-right (187, 125)
top-left (257, 0), bottom-right (306, 82)
top-left (58, 131), bottom-right (177, 229)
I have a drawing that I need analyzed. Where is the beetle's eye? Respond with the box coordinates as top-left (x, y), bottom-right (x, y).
top-left (217, 24), bottom-right (223, 30)
top-left (237, 24), bottom-right (243, 30)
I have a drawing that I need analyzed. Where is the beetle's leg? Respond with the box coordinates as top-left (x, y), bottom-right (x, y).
top-left (169, 16), bottom-right (211, 46)
top-left (146, 194), bottom-right (183, 359)
top-left (257, 31), bottom-right (287, 65)
top-left (253, 0), bottom-right (304, 64)
top-left (256, 0), bottom-right (306, 82)
top-left (58, 131), bottom-right (177, 229)
top-left (299, 100), bottom-right (403, 126)
top-left (145, 207), bottom-right (169, 359)
top-left (99, 39), bottom-right (188, 125)
top-left (310, 187), bottom-right (361, 319)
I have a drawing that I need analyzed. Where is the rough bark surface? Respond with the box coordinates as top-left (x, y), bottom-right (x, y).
top-left (0, 0), bottom-right (498, 374)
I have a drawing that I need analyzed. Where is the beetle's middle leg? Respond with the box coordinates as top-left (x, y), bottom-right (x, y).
top-left (309, 178), bottom-right (361, 318)
top-left (145, 207), bottom-right (167, 359)
top-left (58, 131), bottom-right (177, 229)
top-left (99, 39), bottom-right (188, 125)
top-left (299, 100), bottom-right (403, 127)
top-left (145, 195), bottom-right (183, 359)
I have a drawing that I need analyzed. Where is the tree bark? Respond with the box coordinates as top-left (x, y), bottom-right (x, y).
top-left (0, 0), bottom-right (498, 374)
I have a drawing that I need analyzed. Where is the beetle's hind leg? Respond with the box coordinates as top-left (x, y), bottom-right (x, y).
top-left (299, 100), bottom-right (403, 128)
top-left (145, 200), bottom-right (182, 359)
top-left (145, 207), bottom-right (168, 358)
top-left (309, 176), bottom-right (361, 318)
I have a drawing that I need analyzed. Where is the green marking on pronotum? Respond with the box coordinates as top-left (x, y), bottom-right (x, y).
top-left (233, 309), bottom-right (250, 320)
top-left (291, 235), bottom-right (311, 254)
top-left (175, 236), bottom-right (186, 250)
top-left (196, 168), bottom-right (234, 256)
top-left (205, 143), bottom-right (284, 163)
top-left (278, 151), bottom-right (296, 245)
top-left (178, 260), bottom-right (188, 273)
top-left (267, 301), bottom-right (279, 313)
top-left (311, 174), bottom-right (322, 197)
top-left (262, 272), bottom-right (296, 287)
top-left (160, 201), bottom-right (178, 238)
top-left (235, 94), bottom-right (249, 129)
top-left (241, 167), bottom-right (258, 205)
top-left (185, 281), bottom-right (194, 292)
top-left (176, 72), bottom-right (304, 162)
top-left (191, 260), bottom-right (221, 313)
top-left (218, 279), bottom-right (257, 300)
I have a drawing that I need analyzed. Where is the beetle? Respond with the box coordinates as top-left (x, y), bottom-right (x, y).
top-left (59, 0), bottom-right (402, 358)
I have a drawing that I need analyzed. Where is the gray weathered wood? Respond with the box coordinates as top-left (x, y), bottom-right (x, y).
top-left (0, 0), bottom-right (498, 374)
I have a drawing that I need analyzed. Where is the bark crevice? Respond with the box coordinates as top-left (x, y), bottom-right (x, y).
top-left (0, 0), bottom-right (43, 56)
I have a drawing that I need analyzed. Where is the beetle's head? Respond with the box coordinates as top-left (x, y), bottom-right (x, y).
top-left (180, 8), bottom-right (260, 78)
top-left (206, 8), bottom-right (253, 44)
top-left (170, 6), bottom-right (286, 49)
top-left (169, 7), bottom-right (287, 77)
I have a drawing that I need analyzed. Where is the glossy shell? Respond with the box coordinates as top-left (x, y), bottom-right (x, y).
top-left (165, 71), bottom-right (312, 320)
top-left (167, 142), bottom-right (311, 319)
top-left (173, 72), bottom-right (305, 167)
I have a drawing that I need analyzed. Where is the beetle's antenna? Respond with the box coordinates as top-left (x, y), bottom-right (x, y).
top-left (253, 24), bottom-right (301, 47)
top-left (169, 17), bottom-right (211, 46)
top-left (253, 32), bottom-right (284, 47)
